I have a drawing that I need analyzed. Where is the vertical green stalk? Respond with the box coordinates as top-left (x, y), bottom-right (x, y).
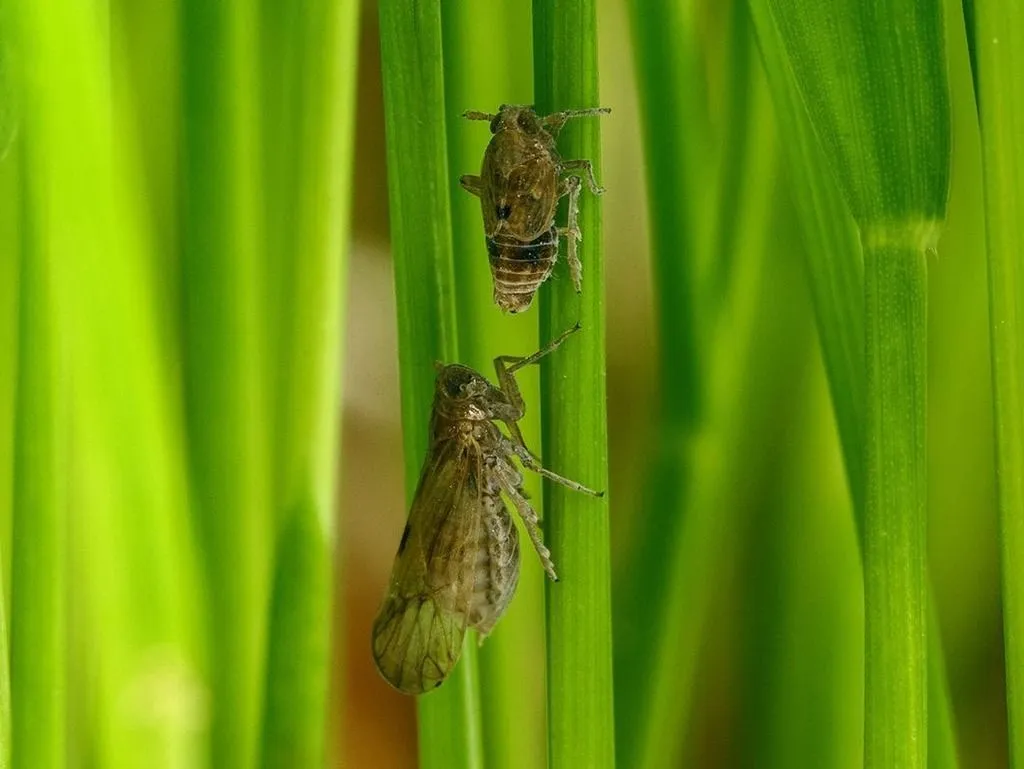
top-left (615, 0), bottom-right (702, 753)
top-left (863, 240), bottom-right (929, 769)
top-left (0, 114), bottom-right (16, 769)
top-left (442, 4), bottom-right (545, 769)
top-left (0, 40), bottom-right (19, 612)
top-left (763, 2), bottom-right (950, 766)
top-left (378, 2), bottom-right (482, 768)
top-left (750, 2), bottom-right (959, 765)
top-left (533, 3), bottom-right (614, 768)
top-left (11, 137), bottom-right (65, 769)
top-left (180, 0), bottom-right (269, 765)
top-left (16, 0), bottom-right (204, 763)
top-left (966, 0), bottom-right (1024, 762)
top-left (257, 0), bottom-right (358, 766)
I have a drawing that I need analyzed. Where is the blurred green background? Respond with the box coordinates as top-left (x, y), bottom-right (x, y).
top-left (0, 0), bottom-right (1014, 766)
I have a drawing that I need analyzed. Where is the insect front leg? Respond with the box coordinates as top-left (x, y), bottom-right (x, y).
top-left (460, 174), bottom-right (483, 198)
top-left (541, 106), bottom-right (611, 137)
top-left (556, 176), bottom-right (584, 292)
top-left (559, 158), bottom-right (605, 195)
top-left (462, 110), bottom-right (498, 122)
top-left (490, 323), bottom-right (582, 446)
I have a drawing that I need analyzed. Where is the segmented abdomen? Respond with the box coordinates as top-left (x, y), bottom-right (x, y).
top-left (486, 228), bottom-right (558, 314)
top-left (466, 490), bottom-right (520, 636)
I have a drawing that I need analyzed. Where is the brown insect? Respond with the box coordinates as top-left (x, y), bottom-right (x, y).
top-left (460, 104), bottom-right (610, 313)
top-left (371, 325), bottom-right (603, 694)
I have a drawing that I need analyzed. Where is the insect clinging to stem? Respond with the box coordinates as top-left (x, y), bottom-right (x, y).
top-left (460, 103), bottom-right (610, 314)
top-left (371, 324), bottom-right (603, 695)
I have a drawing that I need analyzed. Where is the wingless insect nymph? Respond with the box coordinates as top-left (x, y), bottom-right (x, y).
top-left (460, 104), bottom-right (609, 313)
top-left (371, 325), bottom-right (602, 694)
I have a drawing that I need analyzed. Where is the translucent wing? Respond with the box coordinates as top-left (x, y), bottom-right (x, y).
top-left (371, 438), bottom-right (484, 694)
top-left (480, 133), bottom-right (559, 240)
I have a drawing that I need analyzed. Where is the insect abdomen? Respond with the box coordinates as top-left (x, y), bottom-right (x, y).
top-left (467, 492), bottom-right (520, 636)
top-left (486, 228), bottom-right (558, 314)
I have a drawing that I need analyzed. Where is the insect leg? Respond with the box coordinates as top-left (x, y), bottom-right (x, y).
top-left (542, 106), bottom-right (611, 137)
top-left (489, 323), bottom-right (581, 431)
top-left (559, 158), bottom-right (605, 195)
top-left (504, 437), bottom-right (604, 498)
top-left (460, 174), bottom-right (483, 198)
top-left (556, 176), bottom-right (584, 292)
top-left (495, 462), bottom-right (558, 581)
top-left (462, 110), bottom-right (498, 121)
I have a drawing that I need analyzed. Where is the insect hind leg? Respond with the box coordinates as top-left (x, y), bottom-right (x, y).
top-left (556, 176), bottom-right (584, 292)
top-left (496, 462), bottom-right (558, 581)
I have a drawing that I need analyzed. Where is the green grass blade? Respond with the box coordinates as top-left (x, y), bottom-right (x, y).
top-left (0, 91), bottom-right (19, 613)
top-left (10, 136), bottom-right (65, 769)
top-left (863, 241), bottom-right (929, 769)
top-left (0, 144), bottom-right (10, 754)
top-left (749, 5), bottom-right (961, 768)
top-left (966, 0), bottom-right (1024, 762)
top-left (378, 2), bottom-right (483, 767)
top-left (180, 0), bottom-right (271, 764)
top-left (0, 139), bottom-right (14, 769)
top-left (15, 0), bottom-right (206, 763)
top-left (613, 2), bottom-right (703, 762)
top-left (532, 3), bottom-right (615, 767)
top-left (0, 14), bottom-right (15, 163)
top-left (746, 0), bottom-right (865, 518)
top-left (257, 0), bottom-right (358, 765)
top-left (763, 3), bottom-right (951, 766)
top-left (766, 0), bottom-right (950, 226)
top-left (441, 3), bottom-right (546, 768)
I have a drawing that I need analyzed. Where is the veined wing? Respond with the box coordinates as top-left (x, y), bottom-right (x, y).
top-left (371, 436), bottom-right (485, 694)
top-left (481, 138), bottom-right (558, 240)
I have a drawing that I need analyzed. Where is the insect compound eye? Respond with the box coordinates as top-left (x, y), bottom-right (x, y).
top-left (489, 115), bottom-right (501, 134)
top-left (445, 378), bottom-right (465, 398)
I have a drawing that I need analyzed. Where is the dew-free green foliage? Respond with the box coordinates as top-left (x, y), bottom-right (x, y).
top-left (377, 2), bottom-right (484, 768)
top-left (441, 3), bottom-right (547, 768)
top-left (965, 0), bottom-right (1024, 763)
top-left (532, 3), bottom-right (615, 768)
top-left (1, 0), bottom-right (355, 766)
top-left (11, 136), bottom-right (64, 769)
top-left (760, 3), bottom-right (951, 768)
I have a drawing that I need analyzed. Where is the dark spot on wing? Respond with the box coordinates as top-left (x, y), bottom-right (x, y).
top-left (398, 522), bottom-right (412, 555)
top-left (496, 203), bottom-right (512, 220)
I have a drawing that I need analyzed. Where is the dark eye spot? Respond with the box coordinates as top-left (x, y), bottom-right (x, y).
top-left (489, 116), bottom-right (501, 133)
top-left (397, 522), bottom-right (411, 555)
top-left (496, 204), bottom-right (512, 220)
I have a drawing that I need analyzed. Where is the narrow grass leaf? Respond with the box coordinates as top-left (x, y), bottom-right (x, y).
top-left (532, 3), bottom-right (615, 767)
top-left (763, 3), bottom-right (951, 767)
top-left (257, 0), bottom-right (358, 765)
top-left (378, 1), bottom-right (483, 766)
top-left (613, 1), bottom-right (704, 760)
top-left (0, 12), bottom-right (15, 162)
top-left (180, 0), bottom-right (271, 765)
top-left (965, 0), bottom-right (1024, 762)
top-left (16, 0), bottom-right (206, 764)
top-left (749, 5), bottom-right (961, 767)
top-left (0, 100), bottom-right (19, 608)
top-left (441, 3), bottom-right (546, 768)
top-left (10, 132), bottom-right (65, 769)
